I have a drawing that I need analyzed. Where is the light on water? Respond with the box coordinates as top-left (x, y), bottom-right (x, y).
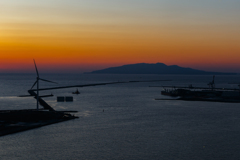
top-left (0, 74), bottom-right (240, 160)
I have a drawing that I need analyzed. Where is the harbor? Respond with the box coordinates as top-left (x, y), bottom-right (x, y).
top-left (1, 74), bottom-right (240, 159)
top-left (0, 110), bottom-right (77, 136)
top-left (154, 76), bottom-right (240, 103)
top-left (0, 61), bottom-right (167, 137)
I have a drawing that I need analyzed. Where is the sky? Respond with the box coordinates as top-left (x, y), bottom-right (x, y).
top-left (0, 0), bottom-right (240, 73)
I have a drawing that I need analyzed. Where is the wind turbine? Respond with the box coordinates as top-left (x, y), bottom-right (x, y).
top-left (208, 75), bottom-right (215, 90)
top-left (31, 60), bottom-right (58, 110)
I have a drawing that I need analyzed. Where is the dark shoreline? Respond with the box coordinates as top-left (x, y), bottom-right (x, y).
top-left (155, 98), bottom-right (240, 103)
top-left (0, 117), bottom-right (78, 137)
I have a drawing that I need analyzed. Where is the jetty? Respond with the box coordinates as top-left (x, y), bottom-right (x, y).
top-left (155, 76), bottom-right (240, 103)
top-left (0, 60), bottom-right (170, 136)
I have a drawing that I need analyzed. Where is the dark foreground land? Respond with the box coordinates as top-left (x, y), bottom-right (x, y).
top-left (0, 110), bottom-right (78, 136)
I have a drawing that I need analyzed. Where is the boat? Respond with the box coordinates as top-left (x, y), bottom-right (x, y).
top-left (72, 89), bottom-right (80, 94)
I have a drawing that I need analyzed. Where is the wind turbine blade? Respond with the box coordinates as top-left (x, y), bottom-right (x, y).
top-left (39, 78), bottom-right (58, 84)
top-left (33, 59), bottom-right (39, 77)
top-left (31, 80), bottom-right (38, 89)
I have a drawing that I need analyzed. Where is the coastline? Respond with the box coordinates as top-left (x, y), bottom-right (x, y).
top-left (0, 117), bottom-right (78, 137)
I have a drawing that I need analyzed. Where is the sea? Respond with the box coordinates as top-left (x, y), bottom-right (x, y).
top-left (0, 73), bottom-right (240, 160)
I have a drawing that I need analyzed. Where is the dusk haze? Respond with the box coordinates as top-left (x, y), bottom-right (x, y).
top-left (2, 1), bottom-right (240, 160)
top-left (0, 0), bottom-right (240, 73)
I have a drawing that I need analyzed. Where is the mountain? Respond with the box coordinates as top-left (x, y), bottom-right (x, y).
top-left (87, 63), bottom-right (235, 75)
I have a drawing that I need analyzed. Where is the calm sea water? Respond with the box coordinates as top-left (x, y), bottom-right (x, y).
top-left (0, 74), bottom-right (240, 160)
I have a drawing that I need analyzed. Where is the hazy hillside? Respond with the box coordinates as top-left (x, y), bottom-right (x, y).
top-left (87, 63), bottom-right (235, 75)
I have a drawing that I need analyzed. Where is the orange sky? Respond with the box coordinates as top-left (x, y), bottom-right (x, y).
top-left (1, 1), bottom-right (240, 73)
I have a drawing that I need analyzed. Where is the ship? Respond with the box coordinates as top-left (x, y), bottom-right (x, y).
top-left (72, 89), bottom-right (80, 94)
top-left (157, 76), bottom-right (240, 103)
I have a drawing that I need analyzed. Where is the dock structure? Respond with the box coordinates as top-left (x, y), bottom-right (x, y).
top-left (28, 90), bottom-right (55, 111)
top-left (57, 96), bottom-right (73, 102)
top-left (57, 96), bottom-right (65, 102)
top-left (0, 111), bottom-right (77, 136)
top-left (1, 60), bottom-right (173, 136)
top-left (0, 82), bottom-right (78, 136)
top-left (156, 76), bottom-right (240, 103)
top-left (65, 96), bottom-right (73, 102)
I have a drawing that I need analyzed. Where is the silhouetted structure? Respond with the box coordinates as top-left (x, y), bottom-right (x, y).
top-left (88, 63), bottom-right (236, 75)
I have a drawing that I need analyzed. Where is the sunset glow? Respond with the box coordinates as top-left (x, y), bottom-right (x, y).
top-left (1, 0), bottom-right (240, 73)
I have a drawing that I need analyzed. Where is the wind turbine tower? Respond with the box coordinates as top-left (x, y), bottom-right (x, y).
top-left (31, 60), bottom-right (57, 110)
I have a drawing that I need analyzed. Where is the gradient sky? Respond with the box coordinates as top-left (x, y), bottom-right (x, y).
top-left (0, 0), bottom-right (240, 73)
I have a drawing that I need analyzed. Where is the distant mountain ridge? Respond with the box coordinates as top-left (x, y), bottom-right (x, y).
top-left (87, 63), bottom-right (235, 75)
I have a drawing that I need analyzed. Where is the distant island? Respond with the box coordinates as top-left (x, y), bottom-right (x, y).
top-left (86, 63), bottom-right (236, 75)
